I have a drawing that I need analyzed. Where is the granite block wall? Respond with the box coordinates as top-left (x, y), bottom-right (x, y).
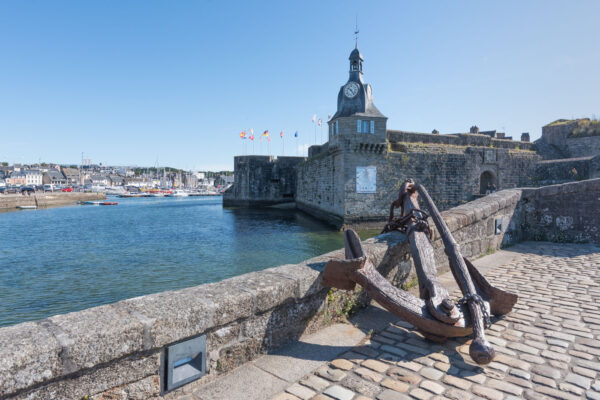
top-left (532, 156), bottom-right (593, 185)
top-left (540, 120), bottom-right (600, 158)
top-left (566, 136), bottom-right (600, 158)
top-left (223, 156), bottom-right (305, 207)
top-left (520, 178), bottom-right (600, 244)
top-left (296, 134), bottom-right (539, 229)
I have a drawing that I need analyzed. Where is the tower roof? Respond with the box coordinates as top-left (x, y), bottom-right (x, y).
top-left (349, 47), bottom-right (363, 61)
top-left (332, 46), bottom-right (386, 120)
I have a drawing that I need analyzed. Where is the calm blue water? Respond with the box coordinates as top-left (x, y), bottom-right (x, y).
top-left (0, 197), bottom-right (371, 327)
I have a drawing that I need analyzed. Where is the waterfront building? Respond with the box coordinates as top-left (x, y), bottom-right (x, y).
top-left (108, 174), bottom-right (125, 186)
top-left (62, 167), bottom-right (80, 185)
top-left (43, 170), bottom-right (67, 186)
top-left (23, 169), bottom-right (43, 186)
top-left (9, 171), bottom-right (27, 186)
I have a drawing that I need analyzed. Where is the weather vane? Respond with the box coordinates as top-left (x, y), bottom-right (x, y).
top-left (354, 15), bottom-right (359, 48)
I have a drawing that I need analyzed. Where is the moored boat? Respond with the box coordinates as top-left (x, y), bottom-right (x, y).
top-left (166, 189), bottom-right (189, 197)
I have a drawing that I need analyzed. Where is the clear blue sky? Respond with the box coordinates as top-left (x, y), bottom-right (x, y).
top-left (1, 1), bottom-right (599, 171)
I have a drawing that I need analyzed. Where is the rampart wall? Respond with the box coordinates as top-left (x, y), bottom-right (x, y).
top-left (296, 134), bottom-right (539, 229)
top-left (532, 156), bottom-right (594, 185)
top-left (0, 188), bottom-right (524, 399)
top-left (223, 156), bottom-right (305, 207)
top-left (520, 178), bottom-right (600, 244)
top-left (540, 120), bottom-right (600, 158)
top-left (387, 130), bottom-right (535, 151)
top-left (566, 136), bottom-right (600, 158)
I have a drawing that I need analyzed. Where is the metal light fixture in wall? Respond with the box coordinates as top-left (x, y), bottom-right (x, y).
top-left (162, 334), bottom-right (207, 393)
top-left (495, 218), bottom-right (503, 235)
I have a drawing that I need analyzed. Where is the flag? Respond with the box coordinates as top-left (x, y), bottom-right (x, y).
top-left (280, 130), bottom-right (284, 138)
top-left (318, 118), bottom-right (322, 126)
top-left (294, 131), bottom-right (298, 138)
top-left (239, 131), bottom-right (246, 139)
top-left (311, 114), bottom-right (316, 123)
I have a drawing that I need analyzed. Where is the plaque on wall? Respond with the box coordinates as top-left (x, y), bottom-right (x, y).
top-left (356, 166), bottom-right (377, 193)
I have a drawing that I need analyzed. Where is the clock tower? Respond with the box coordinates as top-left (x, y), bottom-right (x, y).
top-left (328, 46), bottom-right (387, 143)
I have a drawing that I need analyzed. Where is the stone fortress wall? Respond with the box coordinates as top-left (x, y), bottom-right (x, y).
top-left (296, 130), bottom-right (539, 229)
top-left (3, 179), bottom-right (599, 399)
top-left (532, 155), bottom-right (600, 185)
top-left (538, 118), bottom-right (600, 158)
top-left (222, 156), bottom-right (305, 207)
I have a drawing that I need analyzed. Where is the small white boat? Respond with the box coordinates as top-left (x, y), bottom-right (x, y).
top-left (17, 205), bottom-right (37, 210)
top-left (167, 190), bottom-right (189, 197)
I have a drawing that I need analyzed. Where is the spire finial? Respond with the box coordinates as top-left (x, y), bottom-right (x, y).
top-left (354, 15), bottom-right (359, 49)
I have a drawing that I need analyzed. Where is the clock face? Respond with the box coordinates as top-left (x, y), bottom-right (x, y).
top-left (344, 82), bottom-right (359, 98)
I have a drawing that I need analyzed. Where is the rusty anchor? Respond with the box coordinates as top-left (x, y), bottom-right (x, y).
top-left (323, 179), bottom-right (517, 365)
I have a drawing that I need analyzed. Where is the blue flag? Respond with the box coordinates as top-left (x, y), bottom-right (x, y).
top-left (294, 131), bottom-right (298, 138)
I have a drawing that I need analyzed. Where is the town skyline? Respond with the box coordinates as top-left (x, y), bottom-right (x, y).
top-left (1, 1), bottom-right (599, 170)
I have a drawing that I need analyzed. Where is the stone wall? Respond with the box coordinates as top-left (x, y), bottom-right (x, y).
top-left (566, 135), bottom-right (600, 158)
top-left (296, 133), bottom-right (539, 229)
top-left (387, 130), bottom-right (535, 151)
top-left (540, 119), bottom-right (600, 158)
top-left (0, 189), bottom-right (523, 399)
top-left (520, 178), bottom-right (600, 244)
top-left (532, 156), bottom-right (593, 185)
top-left (223, 156), bottom-right (305, 207)
top-left (0, 192), bottom-right (105, 211)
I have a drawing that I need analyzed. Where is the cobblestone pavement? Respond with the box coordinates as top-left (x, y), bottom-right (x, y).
top-left (271, 242), bottom-right (600, 400)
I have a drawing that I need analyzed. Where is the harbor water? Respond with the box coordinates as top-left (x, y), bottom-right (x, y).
top-left (0, 197), bottom-right (375, 327)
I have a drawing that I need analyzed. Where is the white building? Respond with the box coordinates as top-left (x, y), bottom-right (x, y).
top-left (24, 170), bottom-right (43, 186)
